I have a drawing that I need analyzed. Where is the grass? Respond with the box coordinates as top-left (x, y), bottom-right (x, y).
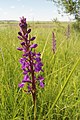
top-left (0, 21), bottom-right (80, 120)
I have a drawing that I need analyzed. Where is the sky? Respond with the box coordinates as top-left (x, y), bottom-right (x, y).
top-left (0, 0), bottom-right (74, 21)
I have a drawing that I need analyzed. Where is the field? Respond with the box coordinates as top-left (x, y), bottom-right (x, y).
top-left (0, 21), bottom-right (80, 120)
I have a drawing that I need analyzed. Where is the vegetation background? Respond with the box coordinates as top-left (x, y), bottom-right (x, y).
top-left (0, 20), bottom-right (80, 119)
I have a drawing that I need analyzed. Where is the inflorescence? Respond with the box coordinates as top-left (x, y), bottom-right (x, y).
top-left (17, 16), bottom-right (44, 95)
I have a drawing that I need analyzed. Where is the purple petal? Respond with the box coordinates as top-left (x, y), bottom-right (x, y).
top-left (18, 32), bottom-right (22, 36)
top-left (35, 57), bottom-right (41, 62)
top-left (18, 36), bottom-right (23, 40)
top-left (36, 53), bottom-right (41, 57)
top-left (38, 76), bottom-right (44, 81)
top-left (21, 42), bottom-right (25, 45)
top-left (21, 62), bottom-right (30, 70)
top-left (34, 61), bottom-right (44, 72)
top-left (30, 44), bottom-right (38, 48)
top-left (30, 37), bottom-right (36, 41)
top-left (22, 79), bottom-right (31, 83)
top-left (19, 23), bottom-right (26, 28)
top-left (18, 83), bottom-right (25, 88)
top-left (29, 51), bottom-right (36, 57)
top-left (40, 82), bottom-right (44, 88)
top-left (36, 62), bottom-right (43, 68)
top-left (19, 58), bottom-right (26, 64)
top-left (24, 75), bottom-right (28, 80)
top-left (27, 29), bottom-right (31, 34)
top-left (34, 65), bottom-right (41, 72)
top-left (23, 52), bottom-right (29, 57)
top-left (35, 68), bottom-right (40, 72)
top-left (22, 75), bottom-right (31, 83)
top-left (23, 70), bottom-right (28, 75)
top-left (28, 85), bottom-right (32, 93)
top-left (17, 47), bottom-right (23, 51)
top-left (25, 33), bottom-right (28, 38)
top-left (20, 16), bottom-right (26, 23)
top-left (22, 62), bottom-right (26, 70)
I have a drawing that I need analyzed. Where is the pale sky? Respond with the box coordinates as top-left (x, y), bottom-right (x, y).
top-left (0, 0), bottom-right (74, 21)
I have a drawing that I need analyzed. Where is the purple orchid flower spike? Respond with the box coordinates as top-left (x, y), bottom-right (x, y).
top-left (52, 32), bottom-right (56, 54)
top-left (19, 16), bottom-right (27, 35)
top-left (17, 16), bottom-right (44, 120)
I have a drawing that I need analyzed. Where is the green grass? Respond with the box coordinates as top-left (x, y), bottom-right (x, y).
top-left (0, 22), bottom-right (80, 120)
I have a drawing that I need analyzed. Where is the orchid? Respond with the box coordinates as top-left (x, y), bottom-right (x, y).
top-left (17, 16), bottom-right (44, 120)
top-left (52, 32), bottom-right (56, 54)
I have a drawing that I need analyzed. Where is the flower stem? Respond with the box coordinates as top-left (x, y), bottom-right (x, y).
top-left (33, 92), bottom-right (36, 120)
top-left (29, 54), bottom-right (37, 120)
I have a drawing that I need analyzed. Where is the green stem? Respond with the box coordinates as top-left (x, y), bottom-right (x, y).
top-left (34, 94), bottom-right (36, 120)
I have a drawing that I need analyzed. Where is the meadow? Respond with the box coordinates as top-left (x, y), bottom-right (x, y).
top-left (0, 21), bottom-right (80, 120)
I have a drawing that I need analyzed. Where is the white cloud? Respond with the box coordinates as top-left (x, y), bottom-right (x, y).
top-left (17, 0), bottom-right (21, 2)
top-left (29, 9), bottom-right (35, 16)
top-left (0, 8), bottom-right (3, 11)
top-left (30, 8), bottom-right (33, 12)
top-left (3, 12), bottom-right (8, 15)
top-left (22, 5), bottom-right (25, 8)
top-left (10, 6), bottom-right (15, 9)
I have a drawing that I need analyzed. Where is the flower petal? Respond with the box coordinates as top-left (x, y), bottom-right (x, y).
top-left (27, 29), bottom-right (31, 33)
top-left (30, 37), bottom-right (36, 41)
top-left (30, 44), bottom-right (38, 48)
top-left (38, 76), bottom-right (44, 81)
top-left (18, 36), bottom-right (23, 40)
top-left (40, 82), bottom-right (44, 88)
top-left (18, 32), bottom-right (22, 36)
top-left (18, 83), bottom-right (25, 88)
top-left (17, 47), bottom-right (23, 51)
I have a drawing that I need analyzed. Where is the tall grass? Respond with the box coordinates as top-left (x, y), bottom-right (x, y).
top-left (0, 22), bottom-right (80, 120)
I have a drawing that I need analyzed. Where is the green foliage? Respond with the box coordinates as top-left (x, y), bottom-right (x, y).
top-left (0, 22), bottom-right (80, 120)
top-left (51, 0), bottom-right (80, 21)
top-left (73, 21), bottom-right (80, 30)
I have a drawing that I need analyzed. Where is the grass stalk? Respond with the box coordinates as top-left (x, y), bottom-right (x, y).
top-left (43, 58), bottom-right (80, 119)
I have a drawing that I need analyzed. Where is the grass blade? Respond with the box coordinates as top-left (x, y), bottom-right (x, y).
top-left (43, 58), bottom-right (80, 119)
